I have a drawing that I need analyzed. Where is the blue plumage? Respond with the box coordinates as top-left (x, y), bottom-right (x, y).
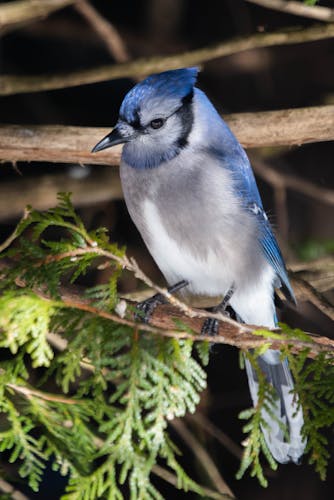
top-left (120, 67), bottom-right (198, 125)
top-left (92, 67), bottom-right (306, 465)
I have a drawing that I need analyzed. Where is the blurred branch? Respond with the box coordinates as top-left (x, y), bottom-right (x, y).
top-left (2, 24), bottom-right (334, 94)
top-left (291, 274), bottom-right (334, 321)
top-left (290, 258), bottom-right (334, 295)
top-left (74, 0), bottom-right (130, 62)
top-left (246, 0), bottom-right (334, 22)
top-left (0, 0), bottom-right (75, 35)
top-left (0, 168), bottom-right (122, 220)
top-left (0, 479), bottom-right (29, 500)
top-left (251, 156), bottom-right (334, 205)
top-left (250, 154), bottom-right (334, 249)
top-left (152, 465), bottom-right (230, 500)
top-left (1, 105), bottom-right (334, 167)
top-left (187, 413), bottom-right (244, 461)
top-left (171, 419), bottom-right (235, 499)
top-left (290, 256), bottom-right (334, 273)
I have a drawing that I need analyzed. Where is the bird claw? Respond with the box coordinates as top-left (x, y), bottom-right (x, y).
top-left (134, 294), bottom-right (164, 323)
top-left (134, 280), bottom-right (189, 324)
top-left (201, 317), bottom-right (219, 336)
top-left (201, 306), bottom-right (231, 336)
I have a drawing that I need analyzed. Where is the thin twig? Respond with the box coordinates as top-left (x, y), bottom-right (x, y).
top-left (171, 419), bottom-right (235, 499)
top-left (74, 0), bottom-right (130, 62)
top-left (0, 207), bottom-right (31, 252)
top-left (6, 383), bottom-right (84, 404)
top-left (187, 413), bottom-right (244, 461)
top-left (292, 275), bottom-right (334, 321)
top-left (246, 0), bottom-right (334, 22)
top-left (2, 24), bottom-right (334, 94)
top-left (152, 464), bottom-right (230, 500)
top-left (38, 246), bottom-right (229, 324)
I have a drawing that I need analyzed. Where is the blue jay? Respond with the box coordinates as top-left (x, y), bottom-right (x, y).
top-left (92, 68), bottom-right (306, 464)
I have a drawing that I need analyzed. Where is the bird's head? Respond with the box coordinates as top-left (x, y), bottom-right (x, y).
top-left (92, 67), bottom-right (198, 168)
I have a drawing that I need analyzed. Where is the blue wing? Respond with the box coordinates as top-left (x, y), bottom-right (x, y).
top-left (232, 155), bottom-right (295, 303)
top-left (234, 158), bottom-right (295, 303)
top-left (259, 220), bottom-right (295, 303)
top-left (208, 136), bottom-right (295, 303)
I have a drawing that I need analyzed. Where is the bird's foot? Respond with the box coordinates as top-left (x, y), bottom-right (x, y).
top-left (135, 293), bottom-right (165, 323)
top-left (201, 309), bottom-right (231, 336)
top-left (135, 280), bottom-right (189, 324)
top-left (201, 317), bottom-right (219, 336)
top-left (200, 284), bottom-right (235, 337)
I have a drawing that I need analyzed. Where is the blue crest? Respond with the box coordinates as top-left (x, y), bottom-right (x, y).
top-left (120, 68), bottom-right (199, 124)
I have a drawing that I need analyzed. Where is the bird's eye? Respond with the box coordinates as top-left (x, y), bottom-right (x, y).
top-left (150, 118), bottom-right (165, 129)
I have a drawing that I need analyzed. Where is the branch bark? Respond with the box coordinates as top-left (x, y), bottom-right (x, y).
top-left (0, 252), bottom-right (333, 358)
top-left (29, 285), bottom-right (334, 357)
top-left (246, 0), bottom-right (334, 23)
top-left (1, 105), bottom-right (334, 167)
top-left (2, 24), bottom-right (334, 94)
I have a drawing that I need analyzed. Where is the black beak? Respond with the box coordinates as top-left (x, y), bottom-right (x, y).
top-left (91, 127), bottom-right (127, 153)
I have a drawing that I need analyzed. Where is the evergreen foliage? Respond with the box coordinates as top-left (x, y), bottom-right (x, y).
top-left (0, 193), bottom-right (333, 498)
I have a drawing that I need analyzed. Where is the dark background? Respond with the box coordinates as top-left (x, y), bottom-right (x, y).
top-left (1, 0), bottom-right (334, 498)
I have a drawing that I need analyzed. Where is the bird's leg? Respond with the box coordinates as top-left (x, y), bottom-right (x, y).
top-left (135, 280), bottom-right (189, 323)
top-left (201, 284), bottom-right (236, 336)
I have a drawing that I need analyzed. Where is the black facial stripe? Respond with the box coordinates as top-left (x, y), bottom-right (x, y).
top-left (181, 89), bottom-right (194, 106)
top-left (120, 108), bottom-right (142, 130)
top-left (129, 109), bottom-right (142, 129)
top-left (176, 91), bottom-right (194, 149)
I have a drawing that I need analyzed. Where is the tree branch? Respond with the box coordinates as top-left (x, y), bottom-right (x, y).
top-left (0, 167), bottom-right (122, 220)
top-left (171, 419), bottom-right (235, 499)
top-left (1, 105), bottom-right (334, 168)
top-left (245, 0), bottom-right (334, 23)
top-left (250, 156), bottom-right (334, 206)
top-left (186, 413), bottom-right (244, 461)
top-left (7, 382), bottom-right (83, 404)
top-left (4, 254), bottom-right (333, 359)
top-left (152, 465), bottom-right (230, 500)
top-left (2, 24), bottom-right (334, 94)
top-left (0, 0), bottom-right (75, 35)
top-left (0, 478), bottom-right (29, 500)
top-left (0, 221), bottom-right (333, 362)
top-left (292, 274), bottom-right (334, 321)
top-left (74, 0), bottom-right (130, 62)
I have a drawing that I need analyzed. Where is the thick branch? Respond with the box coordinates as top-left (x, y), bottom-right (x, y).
top-left (1, 105), bottom-right (334, 168)
top-left (246, 0), bottom-right (334, 22)
top-left (0, 0), bottom-right (75, 35)
top-left (35, 288), bottom-right (334, 358)
top-left (0, 252), bottom-right (333, 358)
top-left (10, 265), bottom-right (334, 359)
top-left (2, 24), bottom-right (334, 94)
